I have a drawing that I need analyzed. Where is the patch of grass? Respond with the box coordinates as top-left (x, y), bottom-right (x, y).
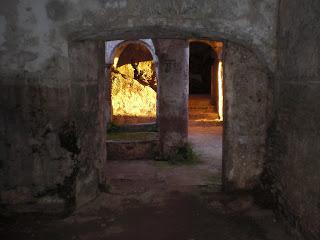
top-left (165, 142), bottom-right (200, 165)
top-left (107, 122), bottom-right (121, 133)
top-left (107, 122), bottom-right (158, 134)
top-left (144, 124), bottom-right (158, 132)
top-left (206, 174), bottom-right (222, 185)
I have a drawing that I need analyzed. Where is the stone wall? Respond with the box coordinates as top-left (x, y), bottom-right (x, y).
top-left (0, 0), bottom-right (279, 212)
top-left (270, 1), bottom-right (320, 239)
top-left (0, 79), bottom-right (72, 210)
top-left (223, 42), bottom-right (272, 191)
top-left (69, 40), bottom-right (106, 210)
top-left (0, 0), bottom-right (279, 72)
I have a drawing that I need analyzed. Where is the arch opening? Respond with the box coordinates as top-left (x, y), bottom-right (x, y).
top-left (109, 41), bottom-right (158, 125)
top-left (188, 40), bottom-right (224, 123)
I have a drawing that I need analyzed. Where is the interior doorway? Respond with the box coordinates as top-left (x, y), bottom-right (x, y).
top-left (109, 41), bottom-right (158, 125)
top-left (105, 40), bottom-right (160, 161)
top-left (189, 41), bottom-right (224, 124)
top-left (188, 40), bottom-right (224, 178)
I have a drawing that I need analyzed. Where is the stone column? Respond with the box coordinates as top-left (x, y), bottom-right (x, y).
top-left (69, 40), bottom-right (107, 209)
top-left (153, 39), bottom-right (189, 157)
top-left (105, 63), bottom-right (112, 127)
top-left (223, 42), bottom-right (270, 191)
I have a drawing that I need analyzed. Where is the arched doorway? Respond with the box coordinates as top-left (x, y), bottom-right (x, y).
top-left (188, 40), bottom-right (224, 124)
top-left (67, 36), bottom-right (271, 209)
top-left (109, 41), bottom-right (158, 125)
top-left (189, 42), bottom-right (213, 95)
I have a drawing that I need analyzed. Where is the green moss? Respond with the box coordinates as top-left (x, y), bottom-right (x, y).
top-left (107, 122), bottom-right (121, 133)
top-left (144, 124), bottom-right (158, 132)
top-left (107, 122), bottom-right (158, 133)
top-left (107, 132), bottom-right (158, 141)
top-left (165, 142), bottom-right (200, 165)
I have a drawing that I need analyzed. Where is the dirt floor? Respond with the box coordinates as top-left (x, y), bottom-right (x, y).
top-left (0, 125), bottom-right (292, 240)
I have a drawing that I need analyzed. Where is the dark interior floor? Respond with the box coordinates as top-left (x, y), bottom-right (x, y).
top-left (0, 188), bottom-right (292, 240)
top-left (0, 118), bottom-right (292, 240)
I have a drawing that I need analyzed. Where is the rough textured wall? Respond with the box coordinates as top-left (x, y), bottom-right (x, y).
top-left (0, 0), bottom-right (279, 73)
top-left (105, 39), bottom-right (156, 65)
top-left (111, 60), bottom-right (157, 125)
top-left (223, 43), bottom-right (272, 191)
top-left (0, 0), bottom-right (279, 211)
top-left (0, 77), bottom-right (72, 209)
top-left (69, 40), bottom-right (106, 209)
top-left (154, 39), bottom-right (189, 156)
top-left (271, 1), bottom-right (320, 239)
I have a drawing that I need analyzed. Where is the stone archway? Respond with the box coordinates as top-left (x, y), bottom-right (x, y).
top-left (68, 35), bottom-right (272, 210)
top-left (0, 1), bottom-right (278, 215)
top-left (105, 40), bottom-right (160, 126)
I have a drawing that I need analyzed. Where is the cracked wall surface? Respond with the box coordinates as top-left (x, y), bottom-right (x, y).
top-left (269, 1), bottom-right (320, 239)
top-left (223, 42), bottom-right (272, 191)
top-left (0, 0), bottom-right (279, 212)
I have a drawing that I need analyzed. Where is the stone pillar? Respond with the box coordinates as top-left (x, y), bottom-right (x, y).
top-left (223, 42), bottom-right (270, 191)
top-left (69, 40), bottom-right (107, 209)
top-left (105, 64), bottom-right (112, 127)
top-left (153, 39), bottom-right (189, 157)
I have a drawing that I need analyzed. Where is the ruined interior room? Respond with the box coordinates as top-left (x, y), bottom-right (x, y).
top-left (0, 1), bottom-right (319, 240)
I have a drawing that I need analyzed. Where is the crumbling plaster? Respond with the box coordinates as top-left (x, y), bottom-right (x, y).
top-left (0, 0), bottom-right (279, 79)
top-left (105, 39), bottom-right (157, 65)
top-left (0, 0), bottom-right (279, 213)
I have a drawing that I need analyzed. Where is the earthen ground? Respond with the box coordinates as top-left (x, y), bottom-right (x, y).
top-left (0, 125), bottom-right (291, 240)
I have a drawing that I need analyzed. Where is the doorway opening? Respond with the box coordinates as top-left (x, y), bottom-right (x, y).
top-left (65, 34), bottom-right (272, 229)
top-left (188, 40), bottom-right (224, 124)
top-left (105, 40), bottom-right (160, 160)
top-left (188, 40), bottom-right (224, 180)
top-left (107, 40), bottom-right (158, 126)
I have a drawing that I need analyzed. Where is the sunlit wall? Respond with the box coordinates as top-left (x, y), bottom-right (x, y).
top-left (111, 60), bottom-right (157, 125)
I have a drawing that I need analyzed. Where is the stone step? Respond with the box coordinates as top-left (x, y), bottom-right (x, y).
top-left (106, 139), bottom-right (159, 160)
top-left (189, 120), bottom-right (223, 127)
top-left (189, 108), bottom-right (216, 113)
top-left (188, 95), bottom-right (215, 113)
top-left (106, 132), bottom-right (159, 161)
top-left (189, 113), bottom-right (219, 120)
top-left (189, 105), bottom-right (214, 110)
top-left (108, 123), bottom-right (157, 132)
top-left (188, 102), bottom-right (213, 108)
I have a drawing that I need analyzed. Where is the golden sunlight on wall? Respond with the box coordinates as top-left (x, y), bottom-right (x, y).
top-left (111, 61), bottom-right (157, 125)
top-left (217, 60), bottom-right (224, 121)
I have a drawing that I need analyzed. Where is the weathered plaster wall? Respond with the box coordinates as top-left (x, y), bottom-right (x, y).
top-left (0, 40), bottom-right (106, 213)
top-left (0, 0), bottom-right (279, 74)
top-left (105, 39), bottom-right (156, 65)
top-left (69, 40), bottom-right (106, 209)
top-left (223, 43), bottom-right (272, 191)
top-left (0, 80), bottom-right (72, 210)
top-left (0, 0), bottom-right (279, 211)
top-left (269, 1), bottom-right (320, 239)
